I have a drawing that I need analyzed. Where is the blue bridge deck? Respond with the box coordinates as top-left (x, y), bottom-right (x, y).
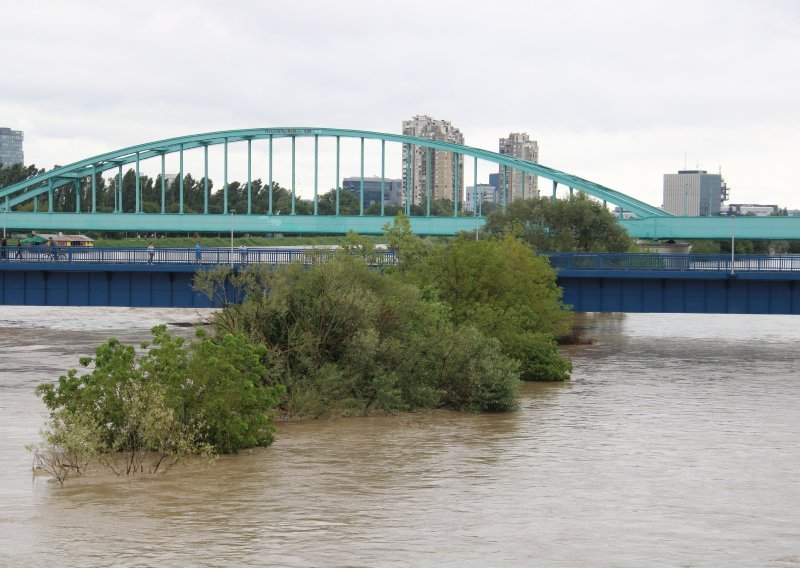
top-left (1, 249), bottom-right (799, 314)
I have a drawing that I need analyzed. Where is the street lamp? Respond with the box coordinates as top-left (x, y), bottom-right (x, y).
top-left (730, 213), bottom-right (736, 275)
top-left (230, 209), bottom-right (235, 267)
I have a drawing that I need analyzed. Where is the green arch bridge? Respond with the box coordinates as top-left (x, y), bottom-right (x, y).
top-left (1, 128), bottom-right (797, 240)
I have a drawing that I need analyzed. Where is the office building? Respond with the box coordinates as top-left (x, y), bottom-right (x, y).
top-left (401, 116), bottom-right (464, 205)
top-left (463, 184), bottom-right (498, 213)
top-left (0, 128), bottom-right (24, 167)
top-left (498, 132), bottom-right (539, 200)
top-left (342, 176), bottom-right (403, 208)
top-left (662, 170), bottom-right (729, 216)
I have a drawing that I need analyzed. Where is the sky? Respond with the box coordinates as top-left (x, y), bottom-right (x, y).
top-left (2, 0), bottom-right (799, 208)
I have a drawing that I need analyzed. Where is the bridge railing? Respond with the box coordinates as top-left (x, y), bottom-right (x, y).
top-left (545, 252), bottom-right (800, 272)
top-left (0, 246), bottom-right (397, 266)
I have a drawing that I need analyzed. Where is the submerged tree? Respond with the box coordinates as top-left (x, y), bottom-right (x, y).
top-left (194, 254), bottom-right (522, 417)
top-left (31, 326), bottom-right (283, 483)
top-left (415, 235), bottom-right (574, 381)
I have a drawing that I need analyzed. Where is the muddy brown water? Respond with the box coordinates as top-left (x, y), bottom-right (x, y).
top-left (0, 308), bottom-right (798, 566)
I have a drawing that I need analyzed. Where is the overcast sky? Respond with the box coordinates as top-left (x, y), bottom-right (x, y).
top-left (3, 0), bottom-right (799, 208)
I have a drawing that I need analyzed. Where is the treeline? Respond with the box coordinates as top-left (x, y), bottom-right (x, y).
top-left (31, 215), bottom-right (574, 482)
top-left (1, 162), bottom-right (480, 217)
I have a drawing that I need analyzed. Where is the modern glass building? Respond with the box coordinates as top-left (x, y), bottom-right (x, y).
top-left (0, 128), bottom-right (24, 167)
top-left (342, 176), bottom-right (403, 208)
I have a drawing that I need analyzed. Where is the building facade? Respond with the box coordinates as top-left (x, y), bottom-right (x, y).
top-left (342, 176), bottom-right (403, 208)
top-left (662, 170), bottom-right (729, 216)
top-left (725, 203), bottom-right (779, 217)
top-left (401, 116), bottom-right (464, 206)
top-left (463, 184), bottom-right (498, 213)
top-left (498, 132), bottom-right (539, 200)
top-left (0, 128), bottom-right (24, 167)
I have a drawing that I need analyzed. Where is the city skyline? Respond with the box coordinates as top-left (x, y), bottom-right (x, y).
top-left (2, 1), bottom-right (798, 209)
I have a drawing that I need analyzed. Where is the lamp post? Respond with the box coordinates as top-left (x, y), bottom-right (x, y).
top-left (730, 213), bottom-right (736, 275)
top-left (230, 209), bottom-right (235, 267)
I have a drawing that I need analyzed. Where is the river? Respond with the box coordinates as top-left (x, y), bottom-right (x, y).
top-left (0, 308), bottom-right (798, 567)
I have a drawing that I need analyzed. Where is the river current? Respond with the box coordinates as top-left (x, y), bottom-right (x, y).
top-left (0, 308), bottom-right (798, 567)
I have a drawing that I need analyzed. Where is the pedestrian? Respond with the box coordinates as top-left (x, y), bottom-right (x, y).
top-left (48, 237), bottom-right (57, 260)
top-left (15, 239), bottom-right (22, 260)
top-left (0, 236), bottom-right (6, 261)
top-left (195, 242), bottom-right (202, 264)
top-left (147, 242), bottom-right (155, 264)
top-left (238, 244), bottom-right (248, 264)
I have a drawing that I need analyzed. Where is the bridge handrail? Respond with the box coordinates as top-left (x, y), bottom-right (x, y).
top-left (544, 252), bottom-right (800, 272)
top-left (0, 246), bottom-right (397, 266)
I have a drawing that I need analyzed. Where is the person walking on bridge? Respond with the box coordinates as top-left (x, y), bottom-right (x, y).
top-left (48, 237), bottom-right (58, 261)
top-left (195, 242), bottom-right (202, 264)
top-left (147, 242), bottom-right (155, 264)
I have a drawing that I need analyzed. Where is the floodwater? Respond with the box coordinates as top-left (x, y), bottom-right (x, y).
top-left (0, 308), bottom-right (798, 567)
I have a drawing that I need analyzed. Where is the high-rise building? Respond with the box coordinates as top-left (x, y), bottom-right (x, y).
top-left (342, 176), bottom-right (403, 208)
top-left (663, 170), bottom-right (729, 216)
top-left (0, 128), bottom-right (24, 167)
top-left (401, 116), bottom-right (464, 206)
top-left (498, 132), bottom-right (538, 200)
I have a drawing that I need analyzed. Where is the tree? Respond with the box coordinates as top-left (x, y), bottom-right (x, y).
top-left (415, 235), bottom-right (573, 381)
top-left (0, 163), bottom-right (44, 189)
top-left (484, 195), bottom-right (634, 252)
top-left (194, 255), bottom-right (522, 416)
top-left (382, 212), bottom-right (432, 275)
top-left (32, 326), bottom-right (283, 482)
top-left (317, 188), bottom-right (361, 215)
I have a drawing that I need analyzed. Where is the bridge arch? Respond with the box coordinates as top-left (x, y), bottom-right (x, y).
top-left (0, 127), bottom-right (669, 235)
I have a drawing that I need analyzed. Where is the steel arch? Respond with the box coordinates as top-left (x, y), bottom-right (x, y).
top-left (0, 127), bottom-right (668, 221)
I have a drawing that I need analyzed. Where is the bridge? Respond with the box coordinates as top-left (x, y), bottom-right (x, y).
top-left (1, 249), bottom-right (799, 314)
top-left (3, 127), bottom-right (799, 240)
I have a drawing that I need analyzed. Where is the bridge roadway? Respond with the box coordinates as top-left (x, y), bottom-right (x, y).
top-left (1, 248), bottom-right (799, 314)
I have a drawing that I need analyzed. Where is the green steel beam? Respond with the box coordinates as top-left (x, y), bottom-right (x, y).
top-left (223, 138), bottom-right (228, 214)
top-left (161, 153), bottom-right (166, 214)
top-left (179, 145), bottom-right (184, 214)
top-left (313, 135), bottom-right (318, 216)
top-left (360, 136), bottom-right (364, 216)
top-left (380, 139), bottom-right (385, 217)
top-left (291, 135), bottom-right (296, 215)
top-left (268, 135), bottom-right (273, 215)
top-left (0, 210), bottom-right (797, 239)
top-left (426, 147), bottom-right (431, 217)
top-left (248, 138), bottom-right (253, 215)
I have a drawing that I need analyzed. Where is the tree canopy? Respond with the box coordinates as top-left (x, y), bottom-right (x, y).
top-left (483, 195), bottom-right (634, 252)
top-left (32, 326), bottom-right (283, 482)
